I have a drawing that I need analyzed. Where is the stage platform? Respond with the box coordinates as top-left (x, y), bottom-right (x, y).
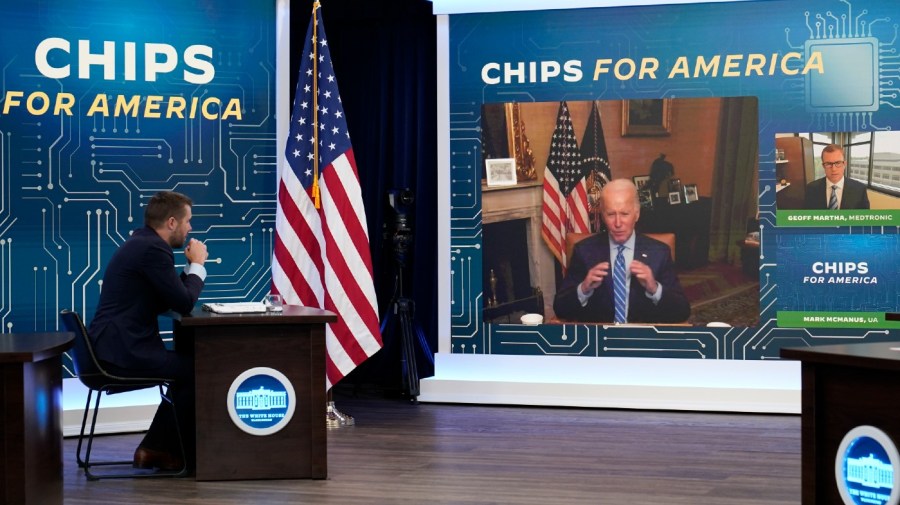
top-left (419, 353), bottom-right (801, 414)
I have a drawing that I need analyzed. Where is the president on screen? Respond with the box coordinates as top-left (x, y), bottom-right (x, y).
top-left (553, 179), bottom-right (690, 324)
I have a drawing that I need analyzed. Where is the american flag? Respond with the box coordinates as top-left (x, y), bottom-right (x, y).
top-left (272, 4), bottom-right (382, 389)
top-left (541, 101), bottom-right (590, 267)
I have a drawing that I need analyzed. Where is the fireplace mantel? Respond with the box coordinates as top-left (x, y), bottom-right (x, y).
top-left (481, 181), bottom-right (557, 318)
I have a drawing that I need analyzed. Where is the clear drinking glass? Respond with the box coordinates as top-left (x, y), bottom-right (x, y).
top-left (264, 293), bottom-right (283, 312)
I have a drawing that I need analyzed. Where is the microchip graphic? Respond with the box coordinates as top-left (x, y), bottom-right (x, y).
top-left (805, 37), bottom-right (879, 113)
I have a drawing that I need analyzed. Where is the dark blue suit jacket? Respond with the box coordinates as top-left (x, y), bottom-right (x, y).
top-left (89, 226), bottom-right (204, 371)
top-left (803, 177), bottom-right (870, 209)
top-left (553, 233), bottom-right (690, 323)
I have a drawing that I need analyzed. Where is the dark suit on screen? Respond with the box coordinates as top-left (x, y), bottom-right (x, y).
top-left (553, 233), bottom-right (690, 324)
top-left (803, 177), bottom-right (870, 210)
top-left (89, 225), bottom-right (204, 461)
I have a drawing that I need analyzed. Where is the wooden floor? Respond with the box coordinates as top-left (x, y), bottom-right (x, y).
top-left (63, 391), bottom-right (802, 505)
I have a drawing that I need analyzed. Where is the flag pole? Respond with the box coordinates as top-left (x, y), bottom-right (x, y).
top-left (311, 1), bottom-right (321, 209)
top-left (313, 0), bottom-right (353, 428)
top-left (277, 0), bottom-right (380, 425)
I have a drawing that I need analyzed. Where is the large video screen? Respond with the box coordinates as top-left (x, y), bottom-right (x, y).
top-left (444, 0), bottom-right (900, 360)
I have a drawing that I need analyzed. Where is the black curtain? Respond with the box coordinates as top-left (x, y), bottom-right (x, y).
top-left (289, 0), bottom-right (438, 388)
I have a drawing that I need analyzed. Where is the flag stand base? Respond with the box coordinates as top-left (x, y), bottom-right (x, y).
top-left (326, 400), bottom-right (355, 429)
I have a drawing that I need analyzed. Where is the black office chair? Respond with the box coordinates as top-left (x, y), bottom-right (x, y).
top-left (59, 309), bottom-right (188, 480)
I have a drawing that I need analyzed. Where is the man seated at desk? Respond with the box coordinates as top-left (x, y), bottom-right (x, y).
top-left (88, 191), bottom-right (208, 471)
top-left (804, 143), bottom-right (870, 210)
top-left (553, 179), bottom-right (690, 324)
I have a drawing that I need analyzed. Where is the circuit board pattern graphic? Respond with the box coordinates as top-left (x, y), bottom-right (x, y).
top-left (448, 0), bottom-right (900, 361)
top-left (0, 0), bottom-right (277, 373)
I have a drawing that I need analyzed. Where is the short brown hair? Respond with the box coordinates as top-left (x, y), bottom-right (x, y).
top-left (821, 143), bottom-right (844, 159)
top-left (144, 191), bottom-right (192, 228)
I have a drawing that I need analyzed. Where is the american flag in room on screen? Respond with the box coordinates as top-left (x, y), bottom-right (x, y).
top-left (541, 101), bottom-right (591, 268)
top-left (272, 4), bottom-right (382, 389)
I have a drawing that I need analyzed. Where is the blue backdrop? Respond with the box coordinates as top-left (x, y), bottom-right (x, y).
top-left (0, 0), bottom-right (277, 363)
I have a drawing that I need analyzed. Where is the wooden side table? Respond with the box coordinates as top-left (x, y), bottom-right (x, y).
top-left (0, 332), bottom-right (74, 505)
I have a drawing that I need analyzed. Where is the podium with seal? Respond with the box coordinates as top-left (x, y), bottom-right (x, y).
top-left (781, 342), bottom-right (900, 505)
top-left (175, 305), bottom-right (335, 481)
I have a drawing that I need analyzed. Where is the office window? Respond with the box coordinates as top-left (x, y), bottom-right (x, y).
top-left (846, 132), bottom-right (871, 184)
top-left (870, 131), bottom-right (900, 194)
top-left (811, 132), bottom-right (832, 144)
top-left (848, 143), bottom-right (870, 182)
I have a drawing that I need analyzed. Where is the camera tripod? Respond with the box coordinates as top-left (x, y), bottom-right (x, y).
top-left (380, 265), bottom-right (432, 403)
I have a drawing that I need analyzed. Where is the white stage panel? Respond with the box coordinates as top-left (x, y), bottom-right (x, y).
top-left (419, 353), bottom-right (801, 414)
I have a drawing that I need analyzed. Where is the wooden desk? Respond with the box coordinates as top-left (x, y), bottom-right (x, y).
top-left (175, 306), bottom-right (335, 481)
top-left (638, 196), bottom-right (711, 269)
top-left (0, 332), bottom-right (74, 505)
top-left (781, 342), bottom-right (900, 505)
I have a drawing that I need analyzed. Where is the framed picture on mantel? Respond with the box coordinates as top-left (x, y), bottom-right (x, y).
top-left (485, 158), bottom-right (517, 187)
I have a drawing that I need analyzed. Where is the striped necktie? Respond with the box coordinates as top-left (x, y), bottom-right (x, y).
top-left (613, 244), bottom-right (627, 324)
top-left (829, 184), bottom-right (838, 210)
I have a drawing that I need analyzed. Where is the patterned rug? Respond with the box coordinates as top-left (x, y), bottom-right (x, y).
top-left (680, 262), bottom-right (760, 327)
